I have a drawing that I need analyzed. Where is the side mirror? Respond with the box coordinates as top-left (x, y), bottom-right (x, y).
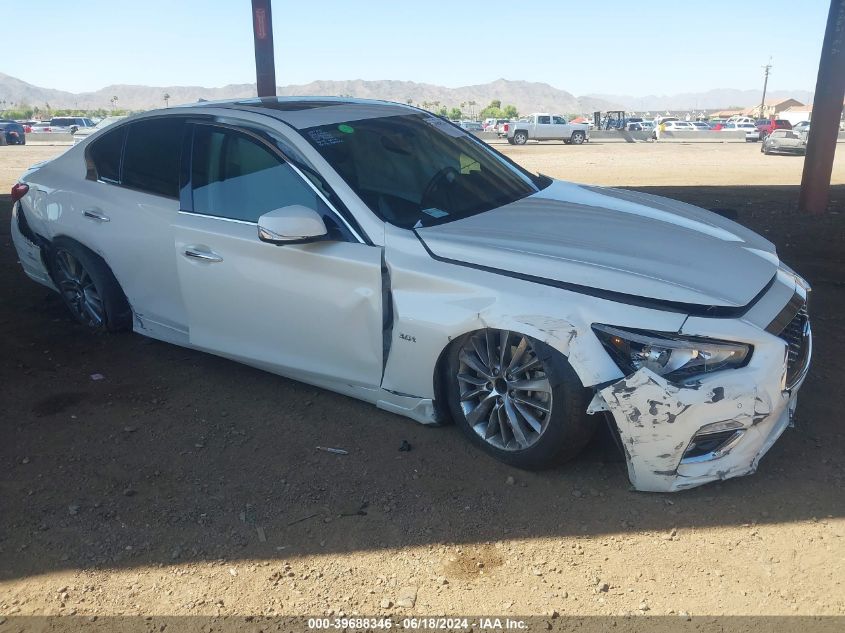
top-left (257, 205), bottom-right (327, 245)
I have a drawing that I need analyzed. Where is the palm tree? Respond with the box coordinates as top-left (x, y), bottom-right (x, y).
top-left (110, 95), bottom-right (118, 111)
top-left (163, 92), bottom-right (170, 107)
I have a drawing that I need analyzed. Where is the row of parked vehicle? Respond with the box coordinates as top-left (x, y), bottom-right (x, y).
top-left (0, 116), bottom-right (124, 145)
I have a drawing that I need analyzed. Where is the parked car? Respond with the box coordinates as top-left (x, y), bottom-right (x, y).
top-left (10, 97), bottom-right (811, 493)
top-left (0, 119), bottom-right (26, 144)
top-left (507, 113), bottom-right (589, 145)
top-left (691, 121), bottom-right (711, 130)
top-left (493, 119), bottom-right (511, 137)
top-left (761, 129), bottom-right (806, 155)
top-left (793, 121), bottom-right (811, 134)
top-left (639, 121), bottom-right (654, 131)
top-left (72, 115), bottom-right (128, 144)
top-left (458, 120), bottom-right (483, 132)
top-left (31, 117), bottom-right (95, 134)
top-left (726, 116), bottom-right (756, 126)
top-left (662, 121), bottom-right (697, 132)
top-left (721, 122), bottom-right (760, 141)
top-left (50, 117), bottom-right (96, 134)
top-left (755, 118), bottom-right (792, 140)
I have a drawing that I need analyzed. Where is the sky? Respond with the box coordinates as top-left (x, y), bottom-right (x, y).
top-left (2, 0), bottom-right (831, 97)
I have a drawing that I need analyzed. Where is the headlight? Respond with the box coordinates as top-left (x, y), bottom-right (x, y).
top-left (592, 324), bottom-right (751, 381)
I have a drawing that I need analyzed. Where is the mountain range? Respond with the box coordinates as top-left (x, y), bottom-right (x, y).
top-left (587, 88), bottom-right (814, 112)
top-left (0, 72), bottom-right (812, 114)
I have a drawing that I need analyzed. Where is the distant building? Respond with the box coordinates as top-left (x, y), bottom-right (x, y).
top-left (744, 98), bottom-right (805, 118)
top-left (712, 109), bottom-right (744, 119)
top-left (779, 101), bottom-right (845, 125)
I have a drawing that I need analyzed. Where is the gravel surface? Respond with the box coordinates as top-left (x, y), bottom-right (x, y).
top-left (1, 142), bottom-right (843, 621)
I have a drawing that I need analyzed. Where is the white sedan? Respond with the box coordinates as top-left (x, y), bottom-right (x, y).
top-left (10, 98), bottom-right (811, 492)
top-left (721, 122), bottom-right (761, 141)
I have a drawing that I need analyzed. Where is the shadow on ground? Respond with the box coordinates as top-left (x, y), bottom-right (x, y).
top-left (1, 185), bottom-right (843, 582)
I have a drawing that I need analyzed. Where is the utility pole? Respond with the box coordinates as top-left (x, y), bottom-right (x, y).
top-left (799, 0), bottom-right (845, 215)
top-left (251, 0), bottom-right (277, 97)
top-left (759, 58), bottom-right (772, 119)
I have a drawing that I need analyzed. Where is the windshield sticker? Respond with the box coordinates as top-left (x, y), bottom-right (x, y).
top-left (338, 124), bottom-right (355, 134)
top-left (422, 116), bottom-right (464, 138)
top-left (422, 207), bottom-right (449, 219)
top-left (308, 129), bottom-right (344, 147)
top-left (459, 153), bottom-right (481, 175)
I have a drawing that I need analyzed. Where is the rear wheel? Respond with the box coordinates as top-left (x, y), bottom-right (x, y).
top-left (49, 238), bottom-right (132, 333)
top-left (445, 329), bottom-right (597, 469)
top-left (513, 131), bottom-right (528, 145)
top-left (570, 131), bottom-right (586, 145)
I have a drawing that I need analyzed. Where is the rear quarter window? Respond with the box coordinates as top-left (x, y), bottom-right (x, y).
top-left (121, 118), bottom-right (186, 198)
top-left (87, 126), bottom-right (127, 183)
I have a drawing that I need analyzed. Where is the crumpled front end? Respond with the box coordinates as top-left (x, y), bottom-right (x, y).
top-left (590, 292), bottom-right (811, 492)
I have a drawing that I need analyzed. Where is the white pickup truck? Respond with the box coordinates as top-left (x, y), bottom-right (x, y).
top-left (506, 113), bottom-right (590, 145)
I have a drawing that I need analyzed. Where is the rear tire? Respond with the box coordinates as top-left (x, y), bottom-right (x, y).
top-left (48, 238), bottom-right (132, 333)
top-left (570, 131), bottom-right (586, 145)
top-left (444, 329), bottom-right (597, 470)
top-left (513, 131), bottom-right (528, 145)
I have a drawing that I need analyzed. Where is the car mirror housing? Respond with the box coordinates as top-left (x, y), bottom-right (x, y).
top-left (257, 205), bottom-right (328, 245)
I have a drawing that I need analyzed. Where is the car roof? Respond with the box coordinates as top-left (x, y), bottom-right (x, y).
top-left (173, 96), bottom-right (417, 130)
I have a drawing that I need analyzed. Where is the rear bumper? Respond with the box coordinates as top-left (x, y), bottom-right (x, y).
top-left (10, 202), bottom-right (56, 291)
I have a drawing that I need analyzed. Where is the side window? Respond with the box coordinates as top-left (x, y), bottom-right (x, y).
top-left (88, 126), bottom-right (126, 183)
top-left (190, 125), bottom-right (320, 223)
top-left (122, 118), bottom-right (185, 198)
top-left (537, 116), bottom-right (551, 125)
top-left (552, 116), bottom-right (566, 124)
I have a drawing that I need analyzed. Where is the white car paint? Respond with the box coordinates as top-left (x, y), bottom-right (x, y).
top-left (10, 98), bottom-right (812, 492)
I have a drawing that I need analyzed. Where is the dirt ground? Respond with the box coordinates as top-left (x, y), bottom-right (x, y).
top-left (0, 141), bottom-right (843, 628)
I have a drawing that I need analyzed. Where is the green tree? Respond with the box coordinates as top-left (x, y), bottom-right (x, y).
top-left (449, 107), bottom-right (462, 120)
top-left (503, 104), bottom-right (519, 118)
top-left (438, 106), bottom-right (448, 117)
top-left (490, 99), bottom-right (502, 110)
top-left (479, 105), bottom-right (505, 119)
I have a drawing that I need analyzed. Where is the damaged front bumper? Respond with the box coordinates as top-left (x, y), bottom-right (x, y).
top-left (590, 301), bottom-right (811, 492)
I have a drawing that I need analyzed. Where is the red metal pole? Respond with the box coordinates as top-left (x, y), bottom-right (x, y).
top-left (251, 0), bottom-right (277, 98)
top-left (798, 0), bottom-right (845, 214)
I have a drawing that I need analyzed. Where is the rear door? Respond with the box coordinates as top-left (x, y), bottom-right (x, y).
top-left (173, 122), bottom-right (384, 388)
top-left (72, 117), bottom-right (189, 336)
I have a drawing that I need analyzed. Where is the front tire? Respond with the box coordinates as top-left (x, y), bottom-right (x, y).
top-left (445, 329), bottom-right (597, 470)
top-left (49, 238), bottom-right (132, 333)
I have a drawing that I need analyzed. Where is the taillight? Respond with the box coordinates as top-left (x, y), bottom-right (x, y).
top-left (11, 183), bottom-right (29, 204)
top-left (504, 123), bottom-right (509, 132)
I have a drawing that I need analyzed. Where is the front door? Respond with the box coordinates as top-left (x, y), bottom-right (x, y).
top-left (535, 115), bottom-right (552, 140)
top-left (174, 123), bottom-right (384, 388)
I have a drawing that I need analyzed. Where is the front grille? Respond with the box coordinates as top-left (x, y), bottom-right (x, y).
top-left (777, 303), bottom-right (811, 389)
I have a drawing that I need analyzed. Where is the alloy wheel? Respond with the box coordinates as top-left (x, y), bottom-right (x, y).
top-left (54, 249), bottom-right (105, 327)
top-left (457, 330), bottom-right (553, 451)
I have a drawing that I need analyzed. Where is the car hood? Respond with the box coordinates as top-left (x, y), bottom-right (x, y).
top-left (415, 180), bottom-right (779, 309)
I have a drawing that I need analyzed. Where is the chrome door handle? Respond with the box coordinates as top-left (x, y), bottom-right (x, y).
top-left (82, 208), bottom-right (110, 222)
top-left (184, 248), bottom-right (223, 263)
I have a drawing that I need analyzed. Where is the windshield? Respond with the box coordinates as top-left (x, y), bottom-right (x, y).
top-left (301, 113), bottom-right (545, 229)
